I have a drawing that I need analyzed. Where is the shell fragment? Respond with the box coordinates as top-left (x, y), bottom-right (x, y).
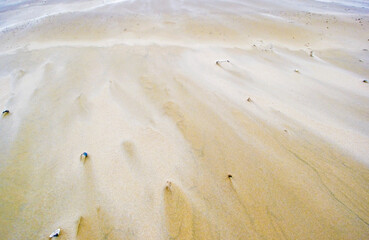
top-left (49, 228), bottom-right (60, 238)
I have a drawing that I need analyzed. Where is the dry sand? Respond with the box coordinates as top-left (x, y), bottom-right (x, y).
top-left (0, 0), bottom-right (369, 239)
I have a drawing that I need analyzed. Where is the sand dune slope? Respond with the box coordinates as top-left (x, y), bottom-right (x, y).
top-left (0, 0), bottom-right (369, 239)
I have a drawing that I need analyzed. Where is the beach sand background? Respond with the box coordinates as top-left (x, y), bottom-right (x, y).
top-left (0, 0), bottom-right (369, 239)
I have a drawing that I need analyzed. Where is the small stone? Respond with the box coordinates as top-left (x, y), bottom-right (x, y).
top-left (363, 80), bottom-right (368, 83)
top-left (228, 174), bottom-right (233, 179)
top-left (2, 110), bottom-right (9, 115)
top-left (216, 60), bottom-right (230, 65)
top-left (310, 51), bottom-right (314, 57)
top-left (80, 152), bottom-right (88, 162)
top-left (166, 181), bottom-right (172, 191)
top-left (247, 97), bottom-right (252, 102)
top-left (294, 69), bottom-right (300, 73)
top-left (49, 228), bottom-right (60, 238)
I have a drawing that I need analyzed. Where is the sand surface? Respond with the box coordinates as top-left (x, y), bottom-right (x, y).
top-left (0, 0), bottom-right (369, 239)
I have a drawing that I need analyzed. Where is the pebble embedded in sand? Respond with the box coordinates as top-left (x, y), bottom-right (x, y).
top-left (2, 110), bottom-right (9, 116)
top-left (165, 181), bottom-right (172, 191)
top-left (80, 152), bottom-right (88, 162)
top-left (294, 69), bottom-right (300, 73)
top-left (310, 51), bottom-right (314, 57)
top-left (247, 97), bottom-right (252, 102)
top-left (49, 228), bottom-right (60, 238)
top-left (216, 60), bottom-right (230, 65)
top-left (363, 80), bottom-right (368, 83)
top-left (228, 174), bottom-right (233, 179)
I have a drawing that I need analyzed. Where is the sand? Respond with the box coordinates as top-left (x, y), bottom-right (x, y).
top-left (0, 0), bottom-right (369, 239)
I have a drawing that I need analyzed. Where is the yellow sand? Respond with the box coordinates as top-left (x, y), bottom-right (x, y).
top-left (0, 0), bottom-right (369, 239)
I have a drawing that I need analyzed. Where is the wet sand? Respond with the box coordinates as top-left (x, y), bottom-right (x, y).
top-left (0, 0), bottom-right (369, 239)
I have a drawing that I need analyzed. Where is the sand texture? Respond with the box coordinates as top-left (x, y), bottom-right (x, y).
top-left (0, 0), bottom-right (369, 239)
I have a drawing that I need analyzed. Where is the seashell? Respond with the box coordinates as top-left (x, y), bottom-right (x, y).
top-left (49, 228), bottom-right (60, 238)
